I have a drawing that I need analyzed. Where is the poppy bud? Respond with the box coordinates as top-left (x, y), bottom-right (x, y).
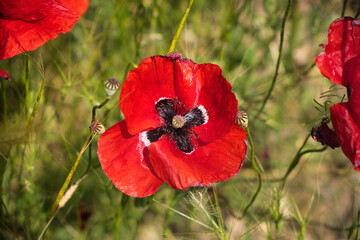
top-left (89, 120), bottom-right (105, 135)
top-left (104, 77), bottom-right (120, 98)
top-left (236, 111), bottom-right (248, 128)
top-left (311, 119), bottom-right (340, 149)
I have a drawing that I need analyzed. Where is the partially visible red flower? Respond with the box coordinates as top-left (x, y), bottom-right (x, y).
top-left (315, 17), bottom-right (360, 86)
top-left (97, 53), bottom-right (248, 197)
top-left (0, 70), bottom-right (10, 81)
top-left (0, 0), bottom-right (89, 60)
top-left (329, 55), bottom-right (360, 171)
top-left (316, 17), bottom-right (360, 171)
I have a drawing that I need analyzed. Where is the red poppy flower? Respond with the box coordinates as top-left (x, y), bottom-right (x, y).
top-left (316, 17), bottom-right (360, 171)
top-left (315, 17), bottom-right (360, 86)
top-left (97, 53), bottom-right (248, 197)
top-left (329, 55), bottom-right (360, 171)
top-left (0, 0), bottom-right (89, 60)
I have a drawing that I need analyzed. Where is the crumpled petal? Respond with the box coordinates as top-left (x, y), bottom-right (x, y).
top-left (315, 17), bottom-right (360, 85)
top-left (0, 0), bottom-right (88, 60)
top-left (97, 121), bottom-right (163, 197)
top-left (342, 55), bottom-right (360, 125)
top-left (192, 63), bottom-right (238, 144)
top-left (173, 56), bottom-right (204, 110)
top-left (119, 56), bottom-right (176, 135)
top-left (148, 124), bottom-right (247, 190)
top-left (330, 102), bottom-right (360, 171)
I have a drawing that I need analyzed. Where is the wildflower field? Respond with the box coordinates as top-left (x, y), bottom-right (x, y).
top-left (1, 0), bottom-right (360, 239)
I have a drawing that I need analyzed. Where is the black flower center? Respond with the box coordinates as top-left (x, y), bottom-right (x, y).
top-left (141, 98), bottom-right (208, 153)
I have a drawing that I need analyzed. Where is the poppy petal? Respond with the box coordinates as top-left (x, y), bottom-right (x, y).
top-left (0, 0), bottom-right (80, 60)
top-left (61, 0), bottom-right (89, 17)
top-left (97, 121), bottom-right (163, 197)
top-left (119, 56), bottom-right (176, 135)
top-left (330, 103), bottom-right (360, 171)
top-left (191, 63), bottom-right (238, 144)
top-left (148, 124), bottom-right (247, 190)
top-left (173, 57), bottom-right (204, 110)
top-left (315, 17), bottom-right (360, 85)
top-left (342, 55), bottom-right (360, 125)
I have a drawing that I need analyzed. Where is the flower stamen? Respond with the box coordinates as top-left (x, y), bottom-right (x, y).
top-left (172, 115), bottom-right (185, 128)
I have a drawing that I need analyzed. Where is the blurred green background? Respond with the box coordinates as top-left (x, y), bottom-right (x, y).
top-left (0, 0), bottom-right (359, 239)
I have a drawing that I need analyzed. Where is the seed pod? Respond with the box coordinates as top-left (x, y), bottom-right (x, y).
top-left (89, 120), bottom-right (105, 135)
top-left (235, 110), bottom-right (248, 128)
top-left (104, 77), bottom-right (120, 97)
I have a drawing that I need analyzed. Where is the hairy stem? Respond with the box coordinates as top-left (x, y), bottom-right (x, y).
top-left (49, 133), bottom-right (93, 217)
top-left (242, 126), bottom-right (263, 216)
top-left (86, 98), bottom-right (110, 174)
top-left (341, 0), bottom-right (348, 17)
top-left (167, 0), bottom-right (194, 54)
top-left (281, 133), bottom-right (327, 189)
top-left (256, 0), bottom-right (292, 118)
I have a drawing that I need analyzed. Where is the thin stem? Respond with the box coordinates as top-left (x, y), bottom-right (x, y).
top-left (92, 98), bottom-right (110, 122)
top-left (49, 133), bottom-right (93, 217)
top-left (242, 126), bottom-right (262, 216)
top-left (275, 189), bottom-right (282, 235)
top-left (0, 80), bottom-right (6, 120)
top-left (28, 67), bottom-right (45, 129)
top-left (153, 199), bottom-right (213, 231)
top-left (256, 0), bottom-right (292, 118)
top-left (38, 209), bottom-right (59, 240)
top-left (167, 0), bottom-right (194, 54)
top-left (355, 1), bottom-right (360, 18)
top-left (341, 0), bottom-right (348, 17)
top-left (281, 133), bottom-right (327, 189)
top-left (24, 55), bottom-right (30, 120)
top-left (86, 98), bottom-right (110, 174)
top-left (212, 186), bottom-right (227, 239)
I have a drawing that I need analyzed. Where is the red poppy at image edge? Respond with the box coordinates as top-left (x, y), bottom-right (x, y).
top-left (0, 0), bottom-right (89, 60)
top-left (316, 17), bottom-right (360, 171)
top-left (97, 53), bottom-right (248, 197)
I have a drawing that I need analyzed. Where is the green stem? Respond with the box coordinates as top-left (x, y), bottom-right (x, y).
top-left (0, 80), bottom-right (6, 120)
top-left (256, 0), bottom-right (292, 118)
top-left (299, 223), bottom-right (306, 240)
top-left (153, 199), bottom-right (213, 231)
top-left (167, 0), bottom-right (194, 54)
top-left (212, 186), bottom-right (228, 240)
top-left (92, 98), bottom-right (110, 122)
top-left (341, 0), bottom-right (348, 17)
top-left (281, 133), bottom-right (327, 189)
top-left (24, 56), bottom-right (30, 120)
top-left (242, 126), bottom-right (262, 216)
top-left (86, 98), bottom-right (110, 174)
top-left (28, 69), bottom-right (45, 129)
top-left (355, 2), bottom-right (360, 18)
top-left (275, 189), bottom-right (282, 235)
top-left (49, 133), bottom-right (93, 217)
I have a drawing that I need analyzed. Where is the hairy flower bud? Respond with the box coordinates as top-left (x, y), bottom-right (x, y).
top-left (311, 119), bottom-right (340, 149)
top-left (89, 120), bottom-right (105, 135)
